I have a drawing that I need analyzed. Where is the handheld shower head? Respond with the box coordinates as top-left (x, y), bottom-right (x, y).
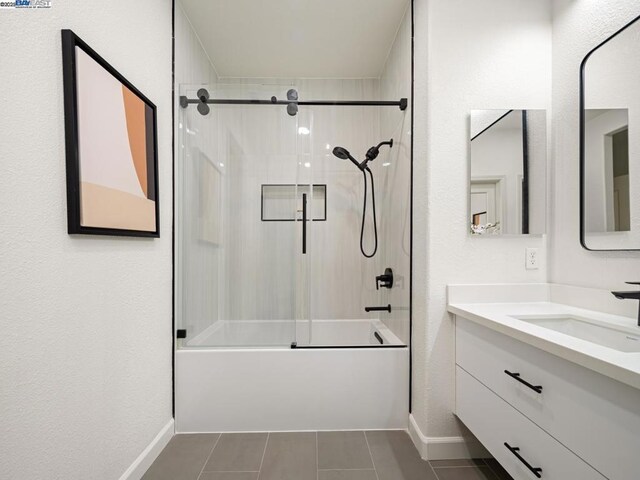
top-left (332, 146), bottom-right (351, 160)
top-left (331, 139), bottom-right (394, 258)
top-left (332, 146), bottom-right (361, 169)
top-left (333, 139), bottom-right (394, 171)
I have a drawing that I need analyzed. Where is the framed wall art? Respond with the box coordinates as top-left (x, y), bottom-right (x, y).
top-left (61, 29), bottom-right (159, 237)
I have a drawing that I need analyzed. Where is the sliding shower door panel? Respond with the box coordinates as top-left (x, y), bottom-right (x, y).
top-left (176, 83), bottom-right (300, 348)
top-left (176, 84), bottom-right (223, 347)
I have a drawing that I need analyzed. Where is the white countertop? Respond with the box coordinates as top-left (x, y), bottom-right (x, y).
top-left (448, 300), bottom-right (640, 390)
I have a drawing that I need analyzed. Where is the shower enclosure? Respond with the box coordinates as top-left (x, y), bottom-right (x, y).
top-left (177, 82), bottom-right (407, 340)
top-left (174, 80), bottom-right (411, 431)
top-left (173, 0), bottom-right (413, 429)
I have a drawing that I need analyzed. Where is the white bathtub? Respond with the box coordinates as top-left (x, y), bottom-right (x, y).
top-left (175, 319), bottom-right (409, 432)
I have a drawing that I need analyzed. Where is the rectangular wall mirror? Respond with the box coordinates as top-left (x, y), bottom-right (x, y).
top-left (581, 15), bottom-right (639, 250)
top-left (469, 109), bottom-right (547, 236)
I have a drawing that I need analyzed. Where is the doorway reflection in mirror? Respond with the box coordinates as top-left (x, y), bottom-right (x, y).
top-left (584, 109), bottom-right (630, 233)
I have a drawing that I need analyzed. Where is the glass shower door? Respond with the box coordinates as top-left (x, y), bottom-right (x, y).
top-left (294, 101), bottom-right (383, 347)
top-left (176, 83), bottom-right (301, 348)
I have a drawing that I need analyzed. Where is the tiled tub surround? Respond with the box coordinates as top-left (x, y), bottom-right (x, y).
top-left (142, 430), bottom-right (513, 480)
top-left (448, 283), bottom-right (640, 480)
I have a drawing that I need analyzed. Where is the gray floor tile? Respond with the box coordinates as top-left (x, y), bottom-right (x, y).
top-left (318, 470), bottom-right (378, 480)
top-left (483, 458), bottom-right (514, 480)
top-left (199, 473), bottom-right (259, 480)
top-left (142, 434), bottom-right (220, 480)
top-left (203, 433), bottom-right (267, 472)
top-left (433, 466), bottom-right (499, 480)
top-left (365, 430), bottom-right (437, 480)
top-left (259, 432), bottom-right (316, 480)
top-left (430, 459), bottom-right (486, 468)
top-left (318, 431), bottom-right (374, 469)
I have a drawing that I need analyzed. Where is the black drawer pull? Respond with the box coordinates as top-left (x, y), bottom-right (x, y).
top-left (504, 442), bottom-right (542, 478)
top-left (504, 370), bottom-right (543, 393)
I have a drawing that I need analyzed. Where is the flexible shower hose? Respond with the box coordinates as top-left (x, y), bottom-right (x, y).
top-left (360, 167), bottom-right (377, 258)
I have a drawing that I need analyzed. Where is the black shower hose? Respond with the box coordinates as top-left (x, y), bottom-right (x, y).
top-left (360, 167), bottom-right (377, 258)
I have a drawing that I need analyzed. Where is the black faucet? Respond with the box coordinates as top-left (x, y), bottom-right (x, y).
top-left (376, 268), bottom-right (394, 290)
top-left (611, 282), bottom-right (640, 326)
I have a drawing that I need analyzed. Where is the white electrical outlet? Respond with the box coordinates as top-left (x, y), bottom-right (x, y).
top-left (526, 247), bottom-right (539, 270)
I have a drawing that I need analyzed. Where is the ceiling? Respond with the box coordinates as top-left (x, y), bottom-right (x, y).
top-left (180, 0), bottom-right (409, 79)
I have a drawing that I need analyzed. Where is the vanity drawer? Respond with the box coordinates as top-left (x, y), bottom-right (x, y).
top-left (456, 366), bottom-right (605, 480)
top-left (456, 317), bottom-right (640, 480)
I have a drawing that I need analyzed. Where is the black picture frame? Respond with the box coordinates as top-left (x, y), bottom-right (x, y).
top-left (579, 14), bottom-right (640, 251)
top-left (61, 29), bottom-right (160, 237)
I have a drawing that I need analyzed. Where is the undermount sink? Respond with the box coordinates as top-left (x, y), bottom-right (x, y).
top-left (512, 314), bottom-right (640, 353)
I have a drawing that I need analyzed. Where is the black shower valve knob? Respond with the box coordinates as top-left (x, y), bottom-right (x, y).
top-left (376, 268), bottom-right (394, 290)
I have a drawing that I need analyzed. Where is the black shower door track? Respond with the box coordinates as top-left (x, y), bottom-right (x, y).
top-left (179, 96), bottom-right (408, 110)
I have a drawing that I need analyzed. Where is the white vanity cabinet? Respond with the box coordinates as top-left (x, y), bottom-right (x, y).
top-left (454, 316), bottom-right (640, 480)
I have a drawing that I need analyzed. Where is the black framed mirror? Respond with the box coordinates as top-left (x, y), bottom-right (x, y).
top-left (580, 14), bottom-right (640, 251)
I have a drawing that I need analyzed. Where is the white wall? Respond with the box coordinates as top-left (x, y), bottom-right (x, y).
top-left (0, 2), bottom-right (173, 479)
top-left (550, 0), bottom-right (640, 287)
top-left (412, 0), bottom-right (551, 441)
top-left (527, 109), bottom-right (548, 235)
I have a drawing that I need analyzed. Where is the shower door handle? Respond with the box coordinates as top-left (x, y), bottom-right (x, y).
top-left (302, 193), bottom-right (307, 254)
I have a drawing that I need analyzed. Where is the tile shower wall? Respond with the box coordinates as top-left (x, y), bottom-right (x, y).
top-left (218, 78), bottom-right (386, 322)
top-left (213, 82), bottom-right (302, 324)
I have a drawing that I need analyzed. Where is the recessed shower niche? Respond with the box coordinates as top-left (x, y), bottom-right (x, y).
top-left (261, 184), bottom-right (326, 222)
top-left (174, 0), bottom-right (412, 431)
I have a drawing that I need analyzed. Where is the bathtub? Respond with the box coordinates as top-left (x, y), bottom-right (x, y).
top-left (175, 319), bottom-right (409, 432)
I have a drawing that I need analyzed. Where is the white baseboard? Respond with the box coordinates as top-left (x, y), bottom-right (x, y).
top-left (119, 418), bottom-right (175, 480)
top-left (408, 414), bottom-right (489, 460)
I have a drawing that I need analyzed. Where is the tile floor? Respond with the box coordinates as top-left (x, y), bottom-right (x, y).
top-left (142, 431), bottom-right (513, 480)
